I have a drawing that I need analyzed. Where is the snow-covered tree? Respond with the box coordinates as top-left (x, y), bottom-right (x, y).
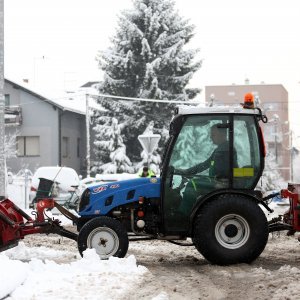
top-left (257, 152), bottom-right (285, 193)
top-left (92, 117), bottom-right (133, 174)
top-left (93, 0), bottom-right (201, 171)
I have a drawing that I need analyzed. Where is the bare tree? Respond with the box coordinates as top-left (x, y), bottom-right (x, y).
top-left (4, 133), bottom-right (17, 159)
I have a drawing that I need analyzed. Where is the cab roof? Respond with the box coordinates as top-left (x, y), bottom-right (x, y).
top-left (177, 105), bottom-right (259, 116)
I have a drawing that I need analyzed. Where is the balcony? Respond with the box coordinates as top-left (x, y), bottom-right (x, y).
top-left (5, 106), bottom-right (22, 126)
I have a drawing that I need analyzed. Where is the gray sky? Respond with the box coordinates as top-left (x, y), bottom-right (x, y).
top-left (4, 0), bottom-right (300, 139)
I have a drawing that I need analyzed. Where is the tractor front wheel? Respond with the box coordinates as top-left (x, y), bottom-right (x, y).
top-left (78, 216), bottom-right (129, 259)
top-left (192, 194), bottom-right (268, 265)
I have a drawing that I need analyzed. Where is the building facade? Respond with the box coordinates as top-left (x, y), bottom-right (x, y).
top-left (4, 79), bottom-right (87, 176)
top-left (205, 83), bottom-right (290, 180)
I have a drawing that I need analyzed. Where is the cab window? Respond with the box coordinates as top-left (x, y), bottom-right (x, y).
top-left (233, 115), bottom-right (262, 189)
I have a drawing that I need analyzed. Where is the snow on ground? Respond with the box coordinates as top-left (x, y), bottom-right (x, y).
top-left (2, 232), bottom-right (299, 300)
top-left (2, 180), bottom-right (300, 299)
top-left (1, 244), bottom-right (147, 300)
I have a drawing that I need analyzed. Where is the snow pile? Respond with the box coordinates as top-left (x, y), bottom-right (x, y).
top-left (4, 242), bottom-right (77, 261)
top-left (1, 243), bottom-right (148, 300)
top-left (0, 255), bottom-right (29, 299)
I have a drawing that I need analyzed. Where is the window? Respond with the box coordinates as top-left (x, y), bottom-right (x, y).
top-left (17, 136), bottom-right (40, 156)
top-left (4, 94), bottom-right (10, 106)
top-left (233, 115), bottom-right (262, 189)
top-left (62, 137), bottom-right (69, 158)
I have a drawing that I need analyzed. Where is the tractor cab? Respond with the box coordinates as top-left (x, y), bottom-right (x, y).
top-left (161, 102), bottom-right (267, 234)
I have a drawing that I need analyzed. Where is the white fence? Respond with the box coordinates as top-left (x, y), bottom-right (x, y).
top-left (7, 176), bottom-right (32, 209)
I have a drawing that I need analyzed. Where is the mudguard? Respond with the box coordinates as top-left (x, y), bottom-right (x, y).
top-left (79, 177), bottom-right (161, 216)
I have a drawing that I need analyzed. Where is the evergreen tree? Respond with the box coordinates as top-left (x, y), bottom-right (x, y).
top-left (93, 0), bottom-right (201, 172)
top-left (93, 117), bottom-right (133, 174)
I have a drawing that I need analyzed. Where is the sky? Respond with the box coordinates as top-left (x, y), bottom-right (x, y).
top-left (4, 0), bottom-right (300, 140)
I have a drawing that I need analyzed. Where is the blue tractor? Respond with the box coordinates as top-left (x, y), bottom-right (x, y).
top-left (76, 99), bottom-right (272, 265)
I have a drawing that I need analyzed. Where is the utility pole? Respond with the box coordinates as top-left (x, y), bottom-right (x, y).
top-left (86, 94), bottom-right (90, 177)
top-left (0, 0), bottom-right (5, 199)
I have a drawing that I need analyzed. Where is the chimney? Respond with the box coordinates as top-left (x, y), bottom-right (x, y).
top-left (245, 78), bottom-right (249, 85)
top-left (23, 79), bottom-right (29, 84)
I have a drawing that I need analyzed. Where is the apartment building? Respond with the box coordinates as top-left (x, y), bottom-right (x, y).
top-left (205, 83), bottom-right (290, 180)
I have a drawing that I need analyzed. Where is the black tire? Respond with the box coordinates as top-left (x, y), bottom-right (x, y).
top-left (192, 194), bottom-right (268, 265)
top-left (78, 216), bottom-right (129, 259)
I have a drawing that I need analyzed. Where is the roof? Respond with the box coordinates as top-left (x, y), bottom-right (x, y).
top-left (205, 83), bottom-right (288, 94)
top-left (50, 92), bottom-right (105, 115)
top-left (5, 78), bottom-right (66, 111)
top-left (5, 78), bottom-right (104, 115)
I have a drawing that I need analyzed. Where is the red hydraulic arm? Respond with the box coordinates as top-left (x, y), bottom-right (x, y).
top-left (281, 184), bottom-right (300, 232)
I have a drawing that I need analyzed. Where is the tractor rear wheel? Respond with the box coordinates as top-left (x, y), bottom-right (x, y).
top-left (78, 216), bottom-right (129, 259)
top-left (192, 194), bottom-right (268, 265)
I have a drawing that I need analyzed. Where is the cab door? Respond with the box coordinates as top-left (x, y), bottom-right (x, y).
top-left (232, 115), bottom-right (264, 189)
top-left (162, 115), bottom-right (231, 233)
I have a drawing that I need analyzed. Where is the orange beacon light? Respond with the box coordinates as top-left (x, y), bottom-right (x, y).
top-left (243, 93), bottom-right (255, 109)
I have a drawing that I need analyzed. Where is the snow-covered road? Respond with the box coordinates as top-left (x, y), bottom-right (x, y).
top-left (1, 228), bottom-right (300, 300)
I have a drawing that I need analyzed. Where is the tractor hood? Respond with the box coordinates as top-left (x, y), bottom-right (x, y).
top-left (79, 177), bottom-right (161, 216)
